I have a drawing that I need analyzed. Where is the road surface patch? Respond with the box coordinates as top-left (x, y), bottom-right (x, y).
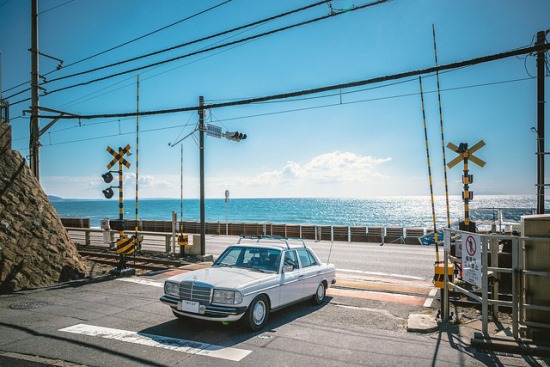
top-left (328, 287), bottom-right (426, 306)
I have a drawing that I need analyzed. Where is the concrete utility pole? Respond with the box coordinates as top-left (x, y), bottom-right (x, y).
top-left (30, 0), bottom-right (40, 180)
top-left (198, 96), bottom-right (206, 256)
top-left (536, 30), bottom-right (547, 214)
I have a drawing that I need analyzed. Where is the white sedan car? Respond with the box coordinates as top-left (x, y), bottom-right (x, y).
top-left (160, 236), bottom-right (336, 331)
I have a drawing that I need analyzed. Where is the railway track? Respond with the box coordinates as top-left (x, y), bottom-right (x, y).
top-left (79, 250), bottom-right (190, 271)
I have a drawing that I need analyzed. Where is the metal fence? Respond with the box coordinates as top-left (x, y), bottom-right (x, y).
top-left (442, 228), bottom-right (550, 340)
top-left (61, 217), bottom-right (433, 245)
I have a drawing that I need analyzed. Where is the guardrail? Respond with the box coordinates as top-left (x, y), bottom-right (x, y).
top-left (62, 217), bottom-right (435, 245)
top-left (67, 227), bottom-right (175, 253)
top-left (441, 228), bottom-right (550, 341)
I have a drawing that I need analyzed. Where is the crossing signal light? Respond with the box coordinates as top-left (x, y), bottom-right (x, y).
top-left (462, 175), bottom-right (474, 184)
top-left (103, 187), bottom-right (114, 199)
top-left (102, 171), bottom-right (114, 183)
top-left (224, 131), bottom-right (247, 142)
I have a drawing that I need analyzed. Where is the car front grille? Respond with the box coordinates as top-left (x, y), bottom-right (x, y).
top-left (179, 281), bottom-right (212, 304)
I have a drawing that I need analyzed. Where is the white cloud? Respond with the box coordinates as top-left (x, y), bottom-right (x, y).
top-left (250, 151), bottom-right (391, 186)
top-left (42, 151), bottom-right (394, 199)
top-left (215, 151), bottom-right (393, 198)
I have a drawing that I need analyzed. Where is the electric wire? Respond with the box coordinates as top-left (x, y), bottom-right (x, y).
top-left (53, 26), bottom-right (265, 111)
top-left (29, 75), bottom-right (536, 149)
top-left (2, 0), bottom-right (232, 97)
top-left (36, 41), bottom-right (550, 121)
top-left (6, 0), bottom-right (333, 103)
top-left (50, 0), bottom-right (232, 73)
top-left (44, 0), bottom-right (329, 85)
top-left (43, 0), bottom-right (390, 95)
top-left (38, 0), bottom-right (74, 15)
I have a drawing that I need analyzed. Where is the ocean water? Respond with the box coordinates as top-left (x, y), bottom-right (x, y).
top-left (50, 195), bottom-right (541, 229)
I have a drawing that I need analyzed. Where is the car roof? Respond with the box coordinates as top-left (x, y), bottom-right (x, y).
top-left (236, 235), bottom-right (309, 251)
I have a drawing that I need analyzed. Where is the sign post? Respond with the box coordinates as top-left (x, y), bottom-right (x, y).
top-left (225, 190), bottom-right (230, 236)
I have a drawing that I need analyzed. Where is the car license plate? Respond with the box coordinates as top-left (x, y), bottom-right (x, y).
top-left (178, 300), bottom-right (200, 313)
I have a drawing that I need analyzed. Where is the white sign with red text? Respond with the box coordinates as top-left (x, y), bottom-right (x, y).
top-left (462, 234), bottom-right (482, 287)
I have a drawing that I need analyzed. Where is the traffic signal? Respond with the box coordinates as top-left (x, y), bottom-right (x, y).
top-left (224, 131), bottom-right (247, 142)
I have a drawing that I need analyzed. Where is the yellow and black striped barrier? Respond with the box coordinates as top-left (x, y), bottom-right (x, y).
top-left (116, 236), bottom-right (136, 255)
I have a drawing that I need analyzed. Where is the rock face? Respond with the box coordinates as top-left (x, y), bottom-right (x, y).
top-left (0, 123), bottom-right (88, 292)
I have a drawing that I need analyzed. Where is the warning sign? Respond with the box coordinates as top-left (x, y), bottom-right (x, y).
top-left (462, 234), bottom-right (482, 287)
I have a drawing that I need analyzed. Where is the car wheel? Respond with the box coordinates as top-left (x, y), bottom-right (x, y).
top-left (311, 282), bottom-right (326, 305)
top-left (244, 295), bottom-right (270, 331)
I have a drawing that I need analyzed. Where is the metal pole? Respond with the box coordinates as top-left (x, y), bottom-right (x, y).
top-left (118, 147), bottom-right (125, 269)
top-left (482, 236), bottom-right (488, 335)
top-left (180, 144), bottom-right (184, 234)
top-left (462, 146), bottom-right (471, 227)
top-left (432, 25), bottom-right (451, 228)
top-left (419, 76), bottom-right (440, 262)
top-left (135, 75), bottom-right (140, 246)
top-left (199, 96), bottom-right (206, 256)
top-left (512, 237), bottom-right (519, 339)
top-left (225, 189), bottom-right (229, 236)
top-left (536, 31), bottom-right (546, 214)
top-left (30, 0), bottom-right (40, 180)
top-left (443, 248), bottom-right (449, 321)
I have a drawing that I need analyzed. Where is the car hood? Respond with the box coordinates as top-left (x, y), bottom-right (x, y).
top-left (166, 267), bottom-right (277, 290)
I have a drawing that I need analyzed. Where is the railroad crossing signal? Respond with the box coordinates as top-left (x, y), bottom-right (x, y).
top-left (447, 140), bottom-right (485, 231)
top-left (106, 144), bottom-right (131, 170)
top-left (447, 140), bottom-right (486, 169)
top-left (102, 144), bottom-right (136, 273)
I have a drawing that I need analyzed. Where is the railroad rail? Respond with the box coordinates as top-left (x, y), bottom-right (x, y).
top-left (79, 249), bottom-right (190, 271)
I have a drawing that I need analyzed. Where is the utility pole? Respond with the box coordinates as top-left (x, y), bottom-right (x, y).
top-left (30, 0), bottom-right (40, 180)
top-left (536, 30), bottom-right (547, 214)
top-left (198, 96), bottom-right (206, 256)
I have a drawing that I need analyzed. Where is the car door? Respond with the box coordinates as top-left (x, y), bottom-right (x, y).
top-left (279, 250), bottom-right (305, 305)
top-left (297, 248), bottom-right (322, 296)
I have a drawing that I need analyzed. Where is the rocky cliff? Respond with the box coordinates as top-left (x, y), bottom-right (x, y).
top-left (0, 122), bottom-right (88, 292)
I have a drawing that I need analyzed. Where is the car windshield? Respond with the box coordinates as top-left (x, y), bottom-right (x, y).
top-left (214, 246), bottom-right (281, 273)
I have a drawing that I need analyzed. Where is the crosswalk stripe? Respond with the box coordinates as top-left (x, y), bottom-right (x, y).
top-left (59, 324), bottom-right (251, 362)
top-left (116, 277), bottom-right (163, 287)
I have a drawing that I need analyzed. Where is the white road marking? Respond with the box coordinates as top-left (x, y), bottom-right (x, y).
top-left (59, 324), bottom-right (251, 362)
top-left (116, 277), bottom-right (163, 287)
top-left (337, 268), bottom-right (425, 281)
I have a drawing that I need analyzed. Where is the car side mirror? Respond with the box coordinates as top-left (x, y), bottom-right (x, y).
top-left (283, 265), bottom-right (294, 273)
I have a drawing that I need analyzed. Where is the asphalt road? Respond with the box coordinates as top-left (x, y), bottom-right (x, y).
top-left (200, 235), bottom-right (437, 281)
top-left (2, 236), bottom-right (544, 366)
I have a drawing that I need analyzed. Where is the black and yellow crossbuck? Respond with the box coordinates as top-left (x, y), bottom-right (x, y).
top-left (447, 140), bottom-right (486, 230)
top-left (107, 144), bottom-right (131, 170)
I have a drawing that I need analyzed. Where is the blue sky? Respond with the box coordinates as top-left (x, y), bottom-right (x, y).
top-left (0, 0), bottom-right (549, 199)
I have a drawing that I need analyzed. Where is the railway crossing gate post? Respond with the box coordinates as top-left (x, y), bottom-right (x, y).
top-left (102, 144), bottom-right (136, 275)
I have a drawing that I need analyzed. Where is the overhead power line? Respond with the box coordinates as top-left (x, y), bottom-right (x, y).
top-left (50, 0), bottom-right (232, 73)
top-left (36, 42), bottom-right (550, 121)
top-left (43, 0), bottom-right (391, 95)
top-left (45, 0), bottom-right (328, 84)
top-left (1, 0), bottom-right (232, 97)
top-left (28, 75), bottom-right (535, 149)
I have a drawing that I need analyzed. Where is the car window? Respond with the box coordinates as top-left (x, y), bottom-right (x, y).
top-left (215, 247), bottom-right (242, 266)
top-left (297, 248), bottom-right (318, 268)
top-left (215, 246), bottom-right (281, 272)
top-left (283, 250), bottom-right (299, 270)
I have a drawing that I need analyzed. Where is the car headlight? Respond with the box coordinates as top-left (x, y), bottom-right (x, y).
top-left (164, 281), bottom-right (179, 297)
top-left (213, 289), bottom-right (242, 305)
